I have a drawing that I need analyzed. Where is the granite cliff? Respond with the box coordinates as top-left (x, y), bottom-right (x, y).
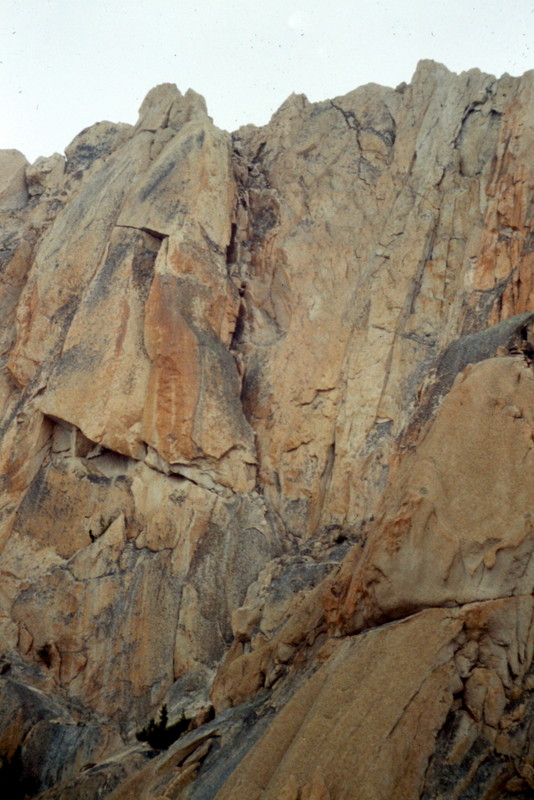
top-left (0, 60), bottom-right (533, 798)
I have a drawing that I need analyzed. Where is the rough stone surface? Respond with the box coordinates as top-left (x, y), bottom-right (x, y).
top-left (0, 150), bottom-right (29, 211)
top-left (326, 356), bottom-right (534, 636)
top-left (215, 599), bottom-right (534, 800)
top-left (1, 61), bottom-right (534, 799)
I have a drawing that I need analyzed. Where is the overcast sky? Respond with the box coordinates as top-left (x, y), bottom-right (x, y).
top-left (2, 0), bottom-right (533, 163)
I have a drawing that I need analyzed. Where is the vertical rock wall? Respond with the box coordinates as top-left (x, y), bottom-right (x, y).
top-left (0, 61), bottom-right (533, 798)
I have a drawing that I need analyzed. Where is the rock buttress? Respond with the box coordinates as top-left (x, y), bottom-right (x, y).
top-left (1, 61), bottom-right (534, 798)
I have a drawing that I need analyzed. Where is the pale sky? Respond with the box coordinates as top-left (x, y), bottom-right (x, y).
top-left (2, 0), bottom-right (533, 163)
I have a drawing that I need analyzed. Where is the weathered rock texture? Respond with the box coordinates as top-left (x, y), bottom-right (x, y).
top-left (1, 61), bottom-right (534, 798)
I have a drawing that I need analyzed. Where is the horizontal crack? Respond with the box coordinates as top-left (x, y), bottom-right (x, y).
top-left (115, 223), bottom-right (168, 240)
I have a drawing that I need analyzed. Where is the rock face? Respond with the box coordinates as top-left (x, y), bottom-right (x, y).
top-left (1, 61), bottom-right (534, 798)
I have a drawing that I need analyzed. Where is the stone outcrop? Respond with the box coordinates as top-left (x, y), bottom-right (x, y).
top-left (1, 61), bottom-right (534, 798)
top-left (215, 599), bottom-right (534, 800)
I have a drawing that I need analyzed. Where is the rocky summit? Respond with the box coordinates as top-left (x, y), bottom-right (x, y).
top-left (0, 59), bottom-right (534, 799)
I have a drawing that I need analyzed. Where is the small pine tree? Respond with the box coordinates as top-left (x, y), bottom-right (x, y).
top-left (135, 704), bottom-right (189, 750)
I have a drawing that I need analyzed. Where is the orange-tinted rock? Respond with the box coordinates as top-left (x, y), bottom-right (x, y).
top-left (215, 597), bottom-right (534, 800)
top-left (230, 61), bottom-right (534, 538)
top-left (2, 454), bottom-right (280, 726)
top-left (327, 357), bottom-right (534, 636)
top-left (1, 61), bottom-right (534, 799)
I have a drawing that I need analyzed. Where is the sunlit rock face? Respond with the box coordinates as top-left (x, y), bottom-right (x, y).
top-left (1, 61), bottom-right (534, 798)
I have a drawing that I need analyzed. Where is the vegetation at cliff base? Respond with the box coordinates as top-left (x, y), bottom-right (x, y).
top-left (136, 704), bottom-right (189, 750)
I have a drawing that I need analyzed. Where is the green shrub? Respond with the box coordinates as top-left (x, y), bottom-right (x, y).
top-left (36, 643), bottom-right (53, 668)
top-left (135, 704), bottom-right (189, 750)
